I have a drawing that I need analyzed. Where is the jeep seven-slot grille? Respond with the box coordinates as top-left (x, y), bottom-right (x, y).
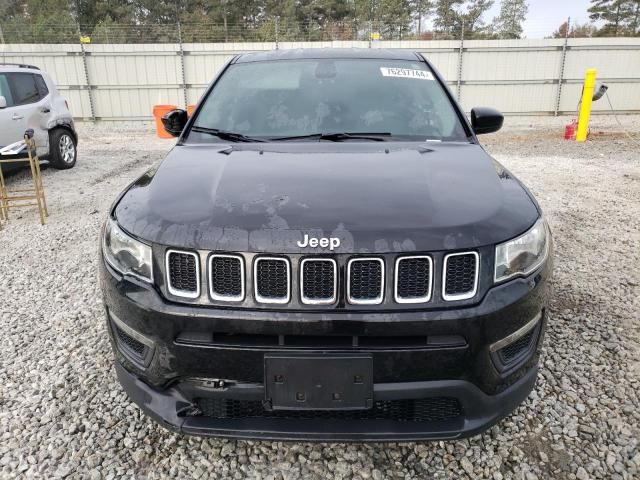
top-left (396, 256), bottom-right (432, 302)
top-left (255, 258), bottom-right (290, 303)
top-left (301, 259), bottom-right (336, 303)
top-left (163, 252), bottom-right (481, 305)
top-left (195, 397), bottom-right (462, 423)
top-left (348, 259), bottom-right (384, 304)
top-left (167, 250), bottom-right (199, 297)
top-left (443, 253), bottom-right (478, 300)
top-left (209, 255), bottom-right (244, 301)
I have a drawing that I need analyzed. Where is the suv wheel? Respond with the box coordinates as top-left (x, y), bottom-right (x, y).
top-left (49, 129), bottom-right (77, 169)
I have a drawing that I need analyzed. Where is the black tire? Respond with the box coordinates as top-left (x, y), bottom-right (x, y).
top-left (49, 128), bottom-right (77, 169)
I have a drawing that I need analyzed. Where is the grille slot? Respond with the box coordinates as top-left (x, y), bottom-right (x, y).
top-left (209, 254), bottom-right (244, 302)
top-left (442, 252), bottom-right (479, 301)
top-left (166, 250), bottom-right (200, 298)
top-left (195, 397), bottom-right (462, 423)
top-left (254, 257), bottom-right (290, 304)
top-left (498, 329), bottom-right (536, 365)
top-left (395, 256), bottom-right (433, 303)
top-left (347, 258), bottom-right (384, 304)
top-left (301, 258), bottom-right (337, 304)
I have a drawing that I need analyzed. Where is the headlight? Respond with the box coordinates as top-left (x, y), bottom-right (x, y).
top-left (494, 217), bottom-right (549, 283)
top-left (102, 218), bottom-right (153, 282)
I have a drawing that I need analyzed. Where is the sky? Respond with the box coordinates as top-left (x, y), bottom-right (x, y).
top-left (486, 0), bottom-right (593, 37)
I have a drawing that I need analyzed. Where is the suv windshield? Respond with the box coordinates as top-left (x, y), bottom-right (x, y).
top-left (189, 58), bottom-right (469, 142)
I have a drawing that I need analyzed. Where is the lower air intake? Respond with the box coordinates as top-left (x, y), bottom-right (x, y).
top-left (114, 324), bottom-right (146, 360)
top-left (498, 329), bottom-right (536, 365)
top-left (195, 397), bottom-right (462, 423)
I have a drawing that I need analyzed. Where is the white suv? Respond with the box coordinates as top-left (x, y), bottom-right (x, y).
top-left (0, 63), bottom-right (77, 169)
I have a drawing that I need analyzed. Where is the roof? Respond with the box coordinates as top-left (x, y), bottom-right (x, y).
top-left (234, 48), bottom-right (421, 63)
top-left (0, 63), bottom-right (40, 70)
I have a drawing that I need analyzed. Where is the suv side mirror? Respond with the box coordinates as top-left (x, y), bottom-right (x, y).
top-left (0, 96), bottom-right (7, 109)
top-left (470, 107), bottom-right (503, 135)
top-left (161, 109), bottom-right (188, 137)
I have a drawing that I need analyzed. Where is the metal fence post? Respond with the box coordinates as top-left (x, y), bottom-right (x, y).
top-left (368, 20), bottom-right (372, 48)
top-left (554, 17), bottom-right (570, 116)
top-left (177, 22), bottom-right (188, 108)
top-left (275, 17), bottom-right (279, 50)
top-left (456, 21), bottom-right (465, 101)
top-left (77, 25), bottom-right (96, 121)
top-left (0, 22), bottom-right (5, 63)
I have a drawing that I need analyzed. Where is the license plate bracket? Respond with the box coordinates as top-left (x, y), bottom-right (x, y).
top-left (265, 354), bottom-right (373, 410)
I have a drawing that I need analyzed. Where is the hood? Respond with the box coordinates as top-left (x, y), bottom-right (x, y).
top-left (114, 142), bottom-right (539, 253)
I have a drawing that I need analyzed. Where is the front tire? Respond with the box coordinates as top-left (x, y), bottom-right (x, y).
top-left (49, 129), bottom-right (77, 169)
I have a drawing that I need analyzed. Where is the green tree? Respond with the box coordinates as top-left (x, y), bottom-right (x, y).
top-left (462, 0), bottom-right (494, 36)
top-left (551, 20), bottom-right (598, 38)
top-left (2, 0), bottom-right (77, 43)
top-left (493, 0), bottom-right (527, 38)
top-left (410, 0), bottom-right (434, 33)
top-left (588, 0), bottom-right (628, 35)
top-left (433, 0), bottom-right (464, 35)
top-left (433, 0), bottom-right (494, 38)
top-left (625, 0), bottom-right (640, 34)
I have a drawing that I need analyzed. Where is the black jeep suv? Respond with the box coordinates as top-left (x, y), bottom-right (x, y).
top-left (100, 49), bottom-right (552, 441)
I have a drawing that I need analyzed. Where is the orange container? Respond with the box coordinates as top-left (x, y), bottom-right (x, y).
top-left (187, 104), bottom-right (196, 117)
top-left (152, 104), bottom-right (177, 139)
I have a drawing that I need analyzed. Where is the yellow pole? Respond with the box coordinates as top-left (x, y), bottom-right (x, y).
top-left (576, 68), bottom-right (597, 142)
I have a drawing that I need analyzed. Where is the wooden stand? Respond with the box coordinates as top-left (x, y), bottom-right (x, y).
top-left (0, 132), bottom-right (49, 228)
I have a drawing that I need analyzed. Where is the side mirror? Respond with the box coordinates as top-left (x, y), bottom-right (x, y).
top-left (0, 96), bottom-right (7, 109)
top-left (161, 109), bottom-right (188, 137)
top-left (470, 107), bottom-right (503, 135)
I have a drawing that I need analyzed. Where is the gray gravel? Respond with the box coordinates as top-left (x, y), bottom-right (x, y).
top-left (1, 116), bottom-right (639, 479)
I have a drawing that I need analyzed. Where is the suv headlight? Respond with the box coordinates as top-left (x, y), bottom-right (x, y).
top-left (102, 218), bottom-right (153, 282)
top-left (494, 217), bottom-right (549, 283)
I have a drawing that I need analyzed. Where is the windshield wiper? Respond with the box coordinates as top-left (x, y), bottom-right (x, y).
top-left (191, 126), bottom-right (266, 143)
top-left (270, 132), bottom-right (391, 142)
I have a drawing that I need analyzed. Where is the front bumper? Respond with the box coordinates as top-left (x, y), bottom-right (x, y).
top-left (116, 360), bottom-right (538, 441)
top-left (101, 255), bottom-right (551, 441)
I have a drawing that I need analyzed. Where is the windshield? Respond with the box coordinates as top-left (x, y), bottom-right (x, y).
top-left (189, 58), bottom-right (469, 142)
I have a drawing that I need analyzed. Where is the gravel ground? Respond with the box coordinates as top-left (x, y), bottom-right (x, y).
top-left (0, 116), bottom-right (638, 479)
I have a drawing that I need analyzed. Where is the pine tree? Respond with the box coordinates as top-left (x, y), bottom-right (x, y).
top-left (409, 0), bottom-right (435, 34)
top-left (493, 0), bottom-right (528, 38)
top-left (433, 0), bottom-right (464, 35)
top-left (624, 0), bottom-right (640, 34)
top-left (433, 0), bottom-right (494, 38)
top-left (588, 0), bottom-right (627, 36)
top-left (462, 0), bottom-right (494, 35)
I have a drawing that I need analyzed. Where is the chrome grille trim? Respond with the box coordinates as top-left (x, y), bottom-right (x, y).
top-left (208, 254), bottom-right (245, 302)
top-left (442, 251), bottom-right (479, 302)
top-left (253, 257), bottom-right (291, 304)
top-left (347, 257), bottom-right (385, 305)
top-left (300, 258), bottom-right (337, 305)
top-left (394, 255), bottom-right (433, 304)
top-left (165, 249), bottom-right (201, 299)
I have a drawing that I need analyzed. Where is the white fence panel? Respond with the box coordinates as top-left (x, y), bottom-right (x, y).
top-left (2, 38), bottom-right (639, 120)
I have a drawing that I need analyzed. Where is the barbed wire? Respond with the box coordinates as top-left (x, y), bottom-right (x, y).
top-left (0, 19), bottom-right (637, 44)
